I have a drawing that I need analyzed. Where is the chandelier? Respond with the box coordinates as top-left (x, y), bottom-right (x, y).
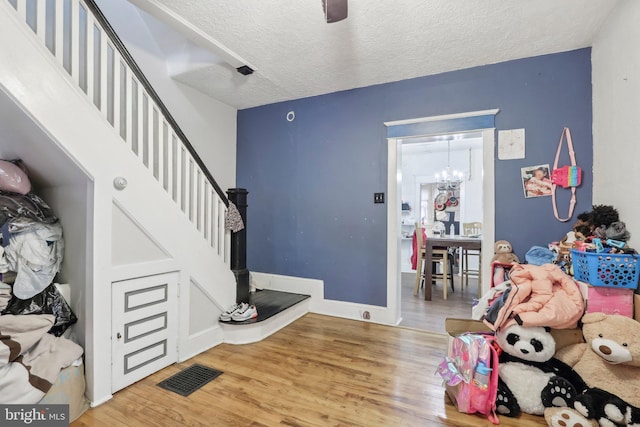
top-left (435, 140), bottom-right (464, 190)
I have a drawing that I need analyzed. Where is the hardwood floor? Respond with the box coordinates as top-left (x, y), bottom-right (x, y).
top-left (400, 272), bottom-right (477, 333)
top-left (74, 314), bottom-right (547, 427)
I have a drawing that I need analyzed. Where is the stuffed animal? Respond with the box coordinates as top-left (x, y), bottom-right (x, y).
top-left (491, 240), bottom-right (520, 264)
top-left (554, 313), bottom-right (640, 427)
top-left (495, 324), bottom-right (586, 417)
top-left (544, 407), bottom-right (598, 427)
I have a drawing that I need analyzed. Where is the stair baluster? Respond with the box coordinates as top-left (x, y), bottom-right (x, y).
top-left (6, 0), bottom-right (231, 264)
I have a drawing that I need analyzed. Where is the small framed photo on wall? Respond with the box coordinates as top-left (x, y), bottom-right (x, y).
top-left (521, 164), bottom-right (552, 198)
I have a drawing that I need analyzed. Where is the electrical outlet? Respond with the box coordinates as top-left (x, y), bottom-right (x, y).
top-left (374, 193), bottom-right (385, 204)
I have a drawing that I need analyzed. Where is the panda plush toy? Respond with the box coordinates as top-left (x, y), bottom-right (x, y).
top-left (495, 324), bottom-right (586, 417)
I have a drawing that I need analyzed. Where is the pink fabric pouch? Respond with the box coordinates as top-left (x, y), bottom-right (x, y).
top-left (0, 160), bottom-right (31, 194)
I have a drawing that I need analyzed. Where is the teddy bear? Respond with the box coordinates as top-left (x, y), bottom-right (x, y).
top-left (551, 313), bottom-right (640, 427)
top-left (490, 240), bottom-right (520, 264)
top-left (494, 324), bottom-right (586, 417)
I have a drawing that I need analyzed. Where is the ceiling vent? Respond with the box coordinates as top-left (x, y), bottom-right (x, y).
top-left (322, 0), bottom-right (348, 23)
top-left (236, 65), bottom-right (254, 76)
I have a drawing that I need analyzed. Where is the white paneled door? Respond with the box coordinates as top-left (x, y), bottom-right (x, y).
top-left (112, 272), bottom-right (178, 393)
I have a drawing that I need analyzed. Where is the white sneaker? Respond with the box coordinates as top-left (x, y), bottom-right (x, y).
top-left (231, 304), bottom-right (258, 322)
top-left (219, 303), bottom-right (245, 322)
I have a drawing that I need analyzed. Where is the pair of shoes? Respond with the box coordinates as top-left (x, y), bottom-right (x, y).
top-left (219, 303), bottom-right (242, 322)
top-left (232, 304), bottom-right (257, 321)
top-left (219, 303), bottom-right (258, 322)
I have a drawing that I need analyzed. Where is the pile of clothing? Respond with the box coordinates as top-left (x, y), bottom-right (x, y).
top-left (0, 191), bottom-right (63, 296)
top-left (0, 159), bottom-right (83, 404)
top-left (524, 204), bottom-right (636, 275)
top-left (474, 263), bottom-right (585, 331)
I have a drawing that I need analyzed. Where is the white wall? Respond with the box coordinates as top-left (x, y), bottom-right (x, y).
top-left (0, 3), bottom-right (237, 403)
top-left (459, 146), bottom-right (483, 225)
top-left (39, 182), bottom-right (91, 348)
top-left (592, 0), bottom-right (640, 247)
top-left (0, 83), bottom-right (99, 400)
top-left (95, 0), bottom-right (238, 193)
top-left (111, 203), bottom-right (170, 266)
top-left (399, 142), bottom-right (483, 273)
top-left (401, 142), bottom-right (483, 225)
top-left (0, 90), bottom-right (93, 354)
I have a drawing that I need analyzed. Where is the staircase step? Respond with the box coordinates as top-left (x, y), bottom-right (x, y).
top-left (221, 289), bottom-right (310, 325)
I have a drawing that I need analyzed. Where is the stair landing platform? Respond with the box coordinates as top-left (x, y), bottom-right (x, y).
top-left (220, 289), bottom-right (311, 344)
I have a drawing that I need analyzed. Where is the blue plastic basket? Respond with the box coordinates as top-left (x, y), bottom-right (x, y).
top-left (571, 250), bottom-right (639, 289)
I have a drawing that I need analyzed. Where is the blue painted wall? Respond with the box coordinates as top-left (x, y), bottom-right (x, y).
top-left (237, 48), bottom-right (593, 307)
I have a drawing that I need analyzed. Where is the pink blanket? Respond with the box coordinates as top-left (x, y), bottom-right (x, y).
top-left (410, 228), bottom-right (427, 270)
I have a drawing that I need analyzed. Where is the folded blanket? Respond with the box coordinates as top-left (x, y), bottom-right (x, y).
top-left (0, 314), bottom-right (83, 404)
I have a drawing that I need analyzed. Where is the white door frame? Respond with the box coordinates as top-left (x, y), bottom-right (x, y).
top-left (385, 110), bottom-right (498, 325)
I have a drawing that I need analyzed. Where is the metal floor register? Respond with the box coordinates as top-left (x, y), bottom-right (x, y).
top-left (157, 364), bottom-right (223, 396)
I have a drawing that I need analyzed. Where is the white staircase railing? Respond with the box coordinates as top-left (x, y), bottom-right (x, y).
top-left (7, 0), bottom-right (230, 262)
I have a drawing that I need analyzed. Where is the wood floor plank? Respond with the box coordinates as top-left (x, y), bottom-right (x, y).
top-left (400, 272), bottom-right (477, 333)
top-left (74, 314), bottom-right (548, 427)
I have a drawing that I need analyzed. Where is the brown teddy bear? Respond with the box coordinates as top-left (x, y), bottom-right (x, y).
top-left (490, 240), bottom-right (519, 264)
top-left (550, 313), bottom-right (640, 427)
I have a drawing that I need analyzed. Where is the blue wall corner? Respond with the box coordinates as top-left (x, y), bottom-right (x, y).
top-left (236, 48), bottom-right (593, 307)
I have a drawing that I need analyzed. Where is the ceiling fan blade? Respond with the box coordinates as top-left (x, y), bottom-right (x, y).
top-left (322, 0), bottom-right (348, 23)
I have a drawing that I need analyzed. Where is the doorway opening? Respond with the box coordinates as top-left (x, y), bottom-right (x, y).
top-left (399, 132), bottom-right (483, 333)
top-left (384, 109), bottom-right (498, 332)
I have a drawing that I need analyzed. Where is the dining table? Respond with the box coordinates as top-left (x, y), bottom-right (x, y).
top-left (423, 235), bottom-right (482, 301)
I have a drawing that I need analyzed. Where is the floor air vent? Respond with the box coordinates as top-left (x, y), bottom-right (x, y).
top-left (157, 364), bottom-right (223, 396)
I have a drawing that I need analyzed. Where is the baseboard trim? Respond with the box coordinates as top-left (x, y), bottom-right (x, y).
top-left (251, 272), bottom-right (324, 300)
top-left (221, 299), bottom-right (309, 345)
top-left (313, 299), bottom-right (400, 326)
top-left (89, 394), bottom-right (113, 408)
top-left (250, 272), bottom-right (400, 326)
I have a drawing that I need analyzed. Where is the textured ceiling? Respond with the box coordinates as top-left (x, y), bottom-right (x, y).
top-left (136, 0), bottom-right (619, 109)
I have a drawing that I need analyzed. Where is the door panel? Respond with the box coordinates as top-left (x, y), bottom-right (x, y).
top-left (112, 273), bottom-right (178, 393)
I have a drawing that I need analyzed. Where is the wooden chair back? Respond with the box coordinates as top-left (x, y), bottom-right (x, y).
top-left (415, 222), bottom-right (424, 248)
top-left (463, 222), bottom-right (482, 236)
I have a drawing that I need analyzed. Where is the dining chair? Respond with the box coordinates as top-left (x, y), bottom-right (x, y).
top-left (413, 223), bottom-right (454, 300)
top-left (462, 222), bottom-right (482, 288)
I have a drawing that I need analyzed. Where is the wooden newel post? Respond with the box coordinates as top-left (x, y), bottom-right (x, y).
top-left (227, 188), bottom-right (250, 304)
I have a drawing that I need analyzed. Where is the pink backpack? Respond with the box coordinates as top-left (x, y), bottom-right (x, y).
top-left (437, 333), bottom-right (500, 424)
